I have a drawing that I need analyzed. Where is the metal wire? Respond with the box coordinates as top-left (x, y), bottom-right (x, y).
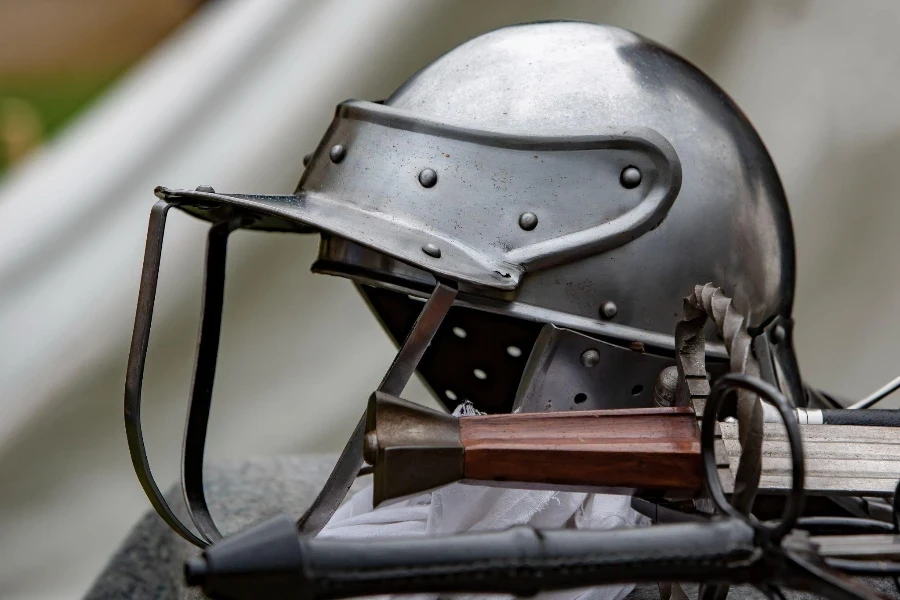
top-left (847, 373), bottom-right (900, 409)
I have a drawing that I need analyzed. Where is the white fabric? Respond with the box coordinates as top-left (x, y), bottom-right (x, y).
top-left (318, 403), bottom-right (647, 600)
top-left (319, 484), bottom-right (647, 600)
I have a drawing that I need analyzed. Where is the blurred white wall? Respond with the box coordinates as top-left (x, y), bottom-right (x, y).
top-left (0, 1), bottom-right (899, 598)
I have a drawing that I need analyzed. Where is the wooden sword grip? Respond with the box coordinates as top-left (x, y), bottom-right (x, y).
top-left (459, 407), bottom-right (704, 491)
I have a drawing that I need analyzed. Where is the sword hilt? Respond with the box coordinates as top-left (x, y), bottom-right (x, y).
top-left (185, 515), bottom-right (759, 600)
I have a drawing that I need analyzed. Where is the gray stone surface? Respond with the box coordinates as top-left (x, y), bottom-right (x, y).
top-left (84, 455), bottom-right (366, 600)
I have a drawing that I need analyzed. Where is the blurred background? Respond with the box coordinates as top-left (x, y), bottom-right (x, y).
top-left (1, 0), bottom-right (899, 597)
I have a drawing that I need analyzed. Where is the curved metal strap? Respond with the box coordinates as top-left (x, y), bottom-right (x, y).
top-left (181, 218), bottom-right (242, 544)
top-left (125, 200), bottom-right (208, 548)
top-left (296, 280), bottom-right (458, 535)
top-left (296, 413), bottom-right (367, 536)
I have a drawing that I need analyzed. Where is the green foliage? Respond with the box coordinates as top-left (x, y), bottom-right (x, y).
top-left (0, 71), bottom-right (121, 175)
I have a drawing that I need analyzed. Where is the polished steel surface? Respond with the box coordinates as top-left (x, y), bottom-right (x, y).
top-left (385, 21), bottom-right (795, 333)
top-left (159, 91), bottom-right (680, 291)
top-left (314, 22), bottom-right (794, 405)
top-left (309, 99), bottom-right (682, 275)
top-left (511, 324), bottom-right (673, 413)
top-left (162, 21), bottom-right (794, 372)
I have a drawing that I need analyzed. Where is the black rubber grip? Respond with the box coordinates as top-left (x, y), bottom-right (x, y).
top-left (822, 409), bottom-right (900, 427)
top-left (187, 515), bottom-right (758, 600)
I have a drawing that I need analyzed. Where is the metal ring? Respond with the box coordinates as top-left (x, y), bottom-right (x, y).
top-left (701, 373), bottom-right (804, 543)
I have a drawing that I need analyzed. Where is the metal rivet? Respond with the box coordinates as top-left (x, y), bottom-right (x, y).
top-left (771, 324), bottom-right (786, 344)
top-left (518, 212), bottom-right (538, 231)
top-left (600, 301), bottom-right (618, 319)
top-left (422, 243), bottom-right (441, 258)
top-left (329, 144), bottom-right (346, 163)
top-left (418, 168), bottom-right (437, 188)
top-left (473, 368), bottom-right (487, 380)
top-left (580, 349), bottom-right (601, 368)
top-left (506, 345), bottom-right (522, 358)
top-left (620, 166), bottom-right (642, 189)
top-left (195, 185), bottom-right (215, 193)
top-left (653, 366), bottom-right (679, 407)
top-left (302, 153), bottom-right (312, 167)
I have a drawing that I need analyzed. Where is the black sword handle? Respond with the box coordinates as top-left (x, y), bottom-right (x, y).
top-left (184, 515), bottom-right (759, 600)
top-left (821, 409), bottom-right (900, 427)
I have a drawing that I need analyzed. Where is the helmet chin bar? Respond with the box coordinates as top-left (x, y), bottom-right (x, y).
top-left (124, 198), bottom-right (458, 548)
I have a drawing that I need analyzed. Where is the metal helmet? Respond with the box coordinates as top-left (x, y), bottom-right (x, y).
top-left (313, 19), bottom-right (794, 414)
top-left (125, 21), bottom-right (798, 547)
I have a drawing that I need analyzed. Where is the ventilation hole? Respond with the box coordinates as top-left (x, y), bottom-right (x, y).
top-left (445, 390), bottom-right (458, 401)
top-left (452, 327), bottom-right (467, 339)
top-left (631, 385), bottom-right (644, 396)
top-left (506, 345), bottom-right (522, 358)
top-left (473, 368), bottom-right (487, 380)
top-left (574, 393), bottom-right (587, 404)
top-left (407, 294), bottom-right (426, 302)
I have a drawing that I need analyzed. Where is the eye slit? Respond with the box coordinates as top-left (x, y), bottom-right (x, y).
top-left (473, 368), bottom-right (487, 380)
top-left (452, 327), bottom-right (467, 339)
top-left (506, 345), bottom-right (522, 357)
top-left (574, 393), bottom-right (587, 404)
